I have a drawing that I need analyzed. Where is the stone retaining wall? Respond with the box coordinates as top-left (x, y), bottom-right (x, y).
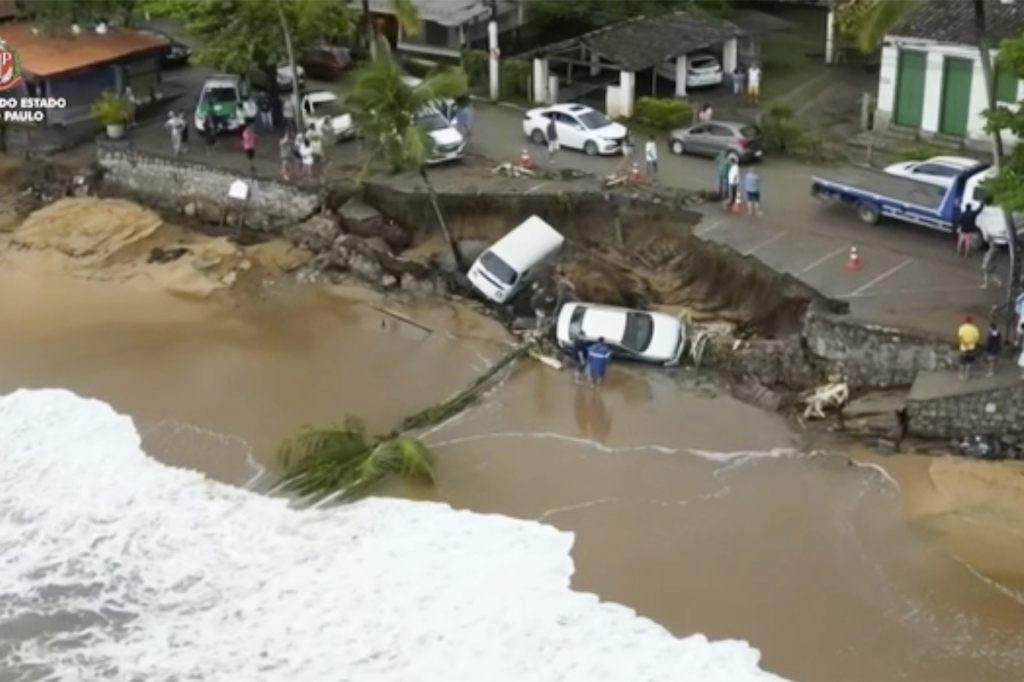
top-left (906, 385), bottom-right (1024, 439)
top-left (96, 143), bottom-right (320, 232)
top-left (802, 313), bottom-right (957, 389)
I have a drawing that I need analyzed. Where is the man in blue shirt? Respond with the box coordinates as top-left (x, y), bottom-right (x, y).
top-left (586, 337), bottom-right (612, 387)
top-left (744, 168), bottom-right (761, 216)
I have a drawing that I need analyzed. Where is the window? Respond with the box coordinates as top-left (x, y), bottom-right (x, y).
top-left (621, 313), bottom-right (654, 353)
top-left (688, 125), bottom-right (708, 134)
top-left (708, 124), bottom-right (732, 137)
top-left (740, 125), bottom-right (761, 139)
top-left (995, 65), bottom-right (1019, 103)
top-left (423, 20), bottom-right (451, 48)
top-left (569, 306), bottom-right (586, 337)
top-left (577, 110), bottom-right (611, 129)
top-left (915, 163), bottom-right (959, 177)
top-left (479, 251), bottom-right (517, 285)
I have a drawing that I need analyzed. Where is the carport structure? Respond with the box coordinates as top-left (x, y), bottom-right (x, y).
top-left (529, 10), bottom-right (744, 117)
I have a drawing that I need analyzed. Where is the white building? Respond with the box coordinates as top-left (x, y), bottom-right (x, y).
top-left (874, 0), bottom-right (1024, 148)
top-left (354, 0), bottom-right (524, 58)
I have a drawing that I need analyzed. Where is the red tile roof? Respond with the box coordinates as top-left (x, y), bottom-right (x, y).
top-left (0, 21), bottom-right (168, 77)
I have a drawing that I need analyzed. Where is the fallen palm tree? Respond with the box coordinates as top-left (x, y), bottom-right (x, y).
top-left (278, 340), bottom-right (534, 500)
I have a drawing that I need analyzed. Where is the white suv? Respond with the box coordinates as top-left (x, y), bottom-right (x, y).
top-left (522, 103), bottom-right (630, 156)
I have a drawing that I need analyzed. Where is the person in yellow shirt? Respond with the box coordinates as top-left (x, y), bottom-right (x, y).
top-left (957, 315), bottom-right (981, 379)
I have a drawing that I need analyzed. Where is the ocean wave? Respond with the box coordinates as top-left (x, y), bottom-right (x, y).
top-left (0, 389), bottom-right (787, 682)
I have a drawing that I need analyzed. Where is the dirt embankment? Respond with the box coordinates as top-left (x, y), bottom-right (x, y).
top-left (559, 221), bottom-right (845, 338)
top-left (5, 197), bottom-right (310, 299)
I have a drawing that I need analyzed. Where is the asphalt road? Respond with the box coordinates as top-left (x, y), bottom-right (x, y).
top-left (144, 54), bottom-right (1006, 338)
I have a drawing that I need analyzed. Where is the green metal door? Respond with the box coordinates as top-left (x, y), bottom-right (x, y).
top-left (939, 57), bottom-right (973, 136)
top-left (894, 50), bottom-right (926, 128)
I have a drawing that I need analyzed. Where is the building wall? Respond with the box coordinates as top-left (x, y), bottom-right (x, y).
top-left (876, 39), bottom-right (1023, 145)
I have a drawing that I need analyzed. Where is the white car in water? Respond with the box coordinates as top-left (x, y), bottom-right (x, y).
top-left (522, 103), bottom-right (630, 156)
top-left (884, 155), bottom-right (982, 188)
top-left (555, 302), bottom-right (687, 366)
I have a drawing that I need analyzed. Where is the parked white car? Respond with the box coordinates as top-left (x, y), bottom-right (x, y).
top-left (656, 52), bottom-right (724, 88)
top-left (884, 155), bottom-right (981, 188)
top-left (555, 302), bottom-right (687, 366)
top-left (415, 108), bottom-right (465, 164)
top-left (522, 103), bottom-right (630, 156)
top-left (301, 91), bottom-right (355, 143)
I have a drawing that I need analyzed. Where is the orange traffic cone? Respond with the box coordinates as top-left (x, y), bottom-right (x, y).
top-left (845, 246), bottom-right (862, 271)
top-left (628, 162), bottom-right (641, 185)
top-left (518, 148), bottom-right (533, 170)
top-left (730, 197), bottom-right (744, 214)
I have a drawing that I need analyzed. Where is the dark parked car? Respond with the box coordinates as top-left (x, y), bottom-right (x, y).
top-left (139, 28), bottom-right (191, 68)
top-left (668, 121), bottom-right (763, 163)
top-left (300, 45), bottom-right (353, 81)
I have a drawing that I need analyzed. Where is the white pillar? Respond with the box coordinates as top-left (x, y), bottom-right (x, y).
top-left (589, 48), bottom-right (600, 77)
top-left (488, 20), bottom-right (499, 100)
top-left (825, 9), bottom-right (836, 64)
top-left (921, 51), bottom-right (944, 134)
top-left (619, 70), bottom-right (636, 118)
top-left (547, 75), bottom-right (559, 104)
top-left (723, 38), bottom-right (738, 74)
top-left (532, 57), bottom-right (549, 104)
top-left (675, 55), bottom-right (688, 97)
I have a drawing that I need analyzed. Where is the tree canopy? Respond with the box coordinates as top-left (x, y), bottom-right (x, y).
top-left (985, 35), bottom-right (1024, 212)
top-left (16, 0), bottom-right (143, 31)
top-left (834, 0), bottom-right (914, 53)
top-left (526, 0), bottom-right (729, 37)
top-left (148, 0), bottom-right (352, 73)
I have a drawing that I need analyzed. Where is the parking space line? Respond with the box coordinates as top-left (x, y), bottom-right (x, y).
top-left (844, 284), bottom-right (984, 299)
top-left (524, 182), bottom-right (549, 194)
top-left (694, 221), bottom-right (722, 237)
top-left (743, 231), bottom-right (788, 256)
top-left (800, 247), bottom-right (847, 274)
top-left (843, 259), bottom-right (914, 298)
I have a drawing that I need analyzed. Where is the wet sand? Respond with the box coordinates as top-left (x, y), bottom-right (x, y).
top-left (2, 207), bottom-right (1024, 681)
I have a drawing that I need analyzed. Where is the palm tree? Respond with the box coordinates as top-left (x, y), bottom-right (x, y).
top-left (346, 37), bottom-right (469, 270)
top-left (278, 416), bottom-right (433, 499)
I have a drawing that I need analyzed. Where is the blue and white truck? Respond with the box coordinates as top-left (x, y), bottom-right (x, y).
top-left (810, 163), bottom-right (1020, 244)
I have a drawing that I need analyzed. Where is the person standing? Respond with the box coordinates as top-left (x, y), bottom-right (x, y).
top-left (747, 62), bottom-right (762, 104)
top-left (279, 132), bottom-right (292, 180)
top-left (241, 122), bottom-right (256, 174)
top-left (586, 337), bottom-right (612, 388)
top-left (981, 240), bottom-right (1002, 288)
top-left (298, 135), bottom-right (314, 178)
top-left (454, 99), bottom-right (475, 143)
top-left (644, 137), bottom-right (658, 177)
top-left (957, 315), bottom-right (981, 380)
top-left (715, 151), bottom-right (729, 201)
top-left (984, 320), bottom-right (1002, 377)
top-left (698, 103), bottom-right (713, 123)
top-left (732, 66), bottom-right (745, 96)
top-left (164, 111), bottom-right (185, 156)
top-left (307, 124), bottom-right (324, 175)
top-left (955, 203), bottom-right (982, 256)
top-left (241, 96), bottom-right (258, 126)
top-left (545, 116), bottom-right (559, 162)
top-left (726, 157), bottom-right (740, 210)
top-left (257, 92), bottom-right (274, 130)
top-left (282, 96), bottom-right (296, 135)
top-left (744, 166), bottom-right (761, 216)
top-left (571, 337), bottom-right (589, 382)
top-left (123, 86), bottom-right (138, 127)
top-left (202, 110), bottom-right (217, 155)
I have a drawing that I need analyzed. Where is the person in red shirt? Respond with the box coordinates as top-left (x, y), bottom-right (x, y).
top-left (241, 123), bottom-right (256, 174)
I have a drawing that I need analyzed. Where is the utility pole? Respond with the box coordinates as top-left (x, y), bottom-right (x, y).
top-left (974, 0), bottom-right (1018, 335)
top-left (276, 0), bottom-right (303, 132)
top-left (488, 0), bottom-right (500, 100)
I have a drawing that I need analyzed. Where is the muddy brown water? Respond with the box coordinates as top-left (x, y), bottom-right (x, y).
top-left (2, 249), bottom-right (1024, 681)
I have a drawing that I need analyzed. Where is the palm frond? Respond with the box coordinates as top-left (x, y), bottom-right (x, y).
top-left (856, 0), bottom-right (915, 53)
top-left (411, 67), bottom-right (469, 108)
top-left (392, 0), bottom-right (420, 36)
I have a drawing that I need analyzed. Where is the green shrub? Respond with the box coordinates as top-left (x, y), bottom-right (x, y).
top-left (898, 144), bottom-right (952, 161)
top-left (633, 97), bottom-right (694, 131)
top-left (792, 131), bottom-right (824, 161)
top-left (460, 48), bottom-right (487, 88)
top-left (500, 59), bottom-right (530, 100)
top-left (90, 91), bottom-right (126, 126)
top-left (761, 100), bottom-right (801, 153)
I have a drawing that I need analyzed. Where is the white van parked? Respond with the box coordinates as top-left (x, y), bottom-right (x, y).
top-left (468, 216), bottom-right (565, 303)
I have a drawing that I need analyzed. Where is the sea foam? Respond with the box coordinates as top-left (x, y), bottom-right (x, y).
top-left (0, 389), bottom-right (786, 681)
